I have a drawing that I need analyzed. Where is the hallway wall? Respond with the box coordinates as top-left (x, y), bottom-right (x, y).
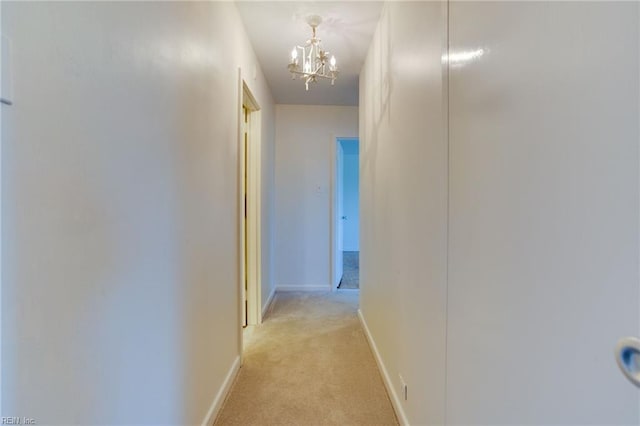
top-left (360, 1), bottom-right (639, 424)
top-left (359, 2), bottom-right (448, 424)
top-left (2, 2), bottom-right (275, 424)
top-left (274, 105), bottom-right (357, 290)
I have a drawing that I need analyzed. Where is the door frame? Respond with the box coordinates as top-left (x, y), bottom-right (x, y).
top-left (237, 72), bottom-right (263, 360)
top-left (330, 136), bottom-right (359, 291)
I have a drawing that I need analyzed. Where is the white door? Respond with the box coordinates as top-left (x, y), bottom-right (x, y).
top-left (446, 2), bottom-right (640, 423)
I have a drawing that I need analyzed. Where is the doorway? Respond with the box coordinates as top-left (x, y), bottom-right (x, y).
top-left (239, 81), bottom-right (262, 334)
top-left (331, 138), bottom-right (359, 290)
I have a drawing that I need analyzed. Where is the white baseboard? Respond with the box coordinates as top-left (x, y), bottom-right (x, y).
top-left (201, 355), bottom-right (240, 426)
top-left (358, 309), bottom-right (410, 426)
top-left (261, 286), bottom-right (276, 319)
top-left (275, 285), bottom-right (330, 292)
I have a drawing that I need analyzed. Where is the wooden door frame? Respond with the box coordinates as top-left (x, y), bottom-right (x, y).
top-left (243, 82), bottom-right (261, 326)
top-left (237, 72), bottom-right (263, 362)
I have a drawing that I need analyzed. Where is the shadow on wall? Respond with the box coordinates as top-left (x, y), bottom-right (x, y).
top-left (360, 3), bottom-right (392, 293)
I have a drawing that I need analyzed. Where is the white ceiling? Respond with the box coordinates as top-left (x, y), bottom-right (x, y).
top-left (236, 1), bottom-right (384, 106)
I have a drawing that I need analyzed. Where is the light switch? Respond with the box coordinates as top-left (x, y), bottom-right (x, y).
top-left (1, 35), bottom-right (13, 106)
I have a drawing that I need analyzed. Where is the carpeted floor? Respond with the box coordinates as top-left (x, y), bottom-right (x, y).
top-left (214, 292), bottom-right (397, 426)
top-left (338, 251), bottom-right (359, 289)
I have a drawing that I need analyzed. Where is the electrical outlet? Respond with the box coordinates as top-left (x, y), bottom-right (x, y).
top-left (399, 374), bottom-right (407, 401)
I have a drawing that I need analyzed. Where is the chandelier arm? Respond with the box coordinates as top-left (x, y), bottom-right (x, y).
top-left (289, 68), bottom-right (336, 78)
top-left (289, 72), bottom-right (335, 81)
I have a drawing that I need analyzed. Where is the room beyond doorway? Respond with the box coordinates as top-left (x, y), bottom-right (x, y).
top-left (339, 251), bottom-right (359, 289)
top-left (333, 138), bottom-right (359, 290)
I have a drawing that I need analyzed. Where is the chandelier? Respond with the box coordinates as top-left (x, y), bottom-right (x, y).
top-left (288, 15), bottom-right (338, 91)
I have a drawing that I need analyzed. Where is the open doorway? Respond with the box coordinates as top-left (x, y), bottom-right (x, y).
top-left (239, 80), bottom-right (262, 340)
top-left (331, 137), bottom-right (359, 290)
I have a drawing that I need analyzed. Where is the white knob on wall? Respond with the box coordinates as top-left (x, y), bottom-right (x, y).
top-left (615, 337), bottom-right (640, 387)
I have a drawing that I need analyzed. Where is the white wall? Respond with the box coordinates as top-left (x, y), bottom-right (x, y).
top-left (1, 1), bottom-right (275, 424)
top-left (274, 105), bottom-right (358, 290)
top-left (341, 143), bottom-right (359, 252)
top-left (360, 1), bottom-right (640, 424)
top-left (261, 115), bottom-right (276, 308)
top-left (0, 3), bottom-right (4, 416)
top-left (446, 2), bottom-right (639, 423)
top-left (359, 2), bottom-right (448, 424)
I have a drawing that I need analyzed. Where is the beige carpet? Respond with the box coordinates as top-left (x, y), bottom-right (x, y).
top-left (214, 292), bottom-right (398, 426)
